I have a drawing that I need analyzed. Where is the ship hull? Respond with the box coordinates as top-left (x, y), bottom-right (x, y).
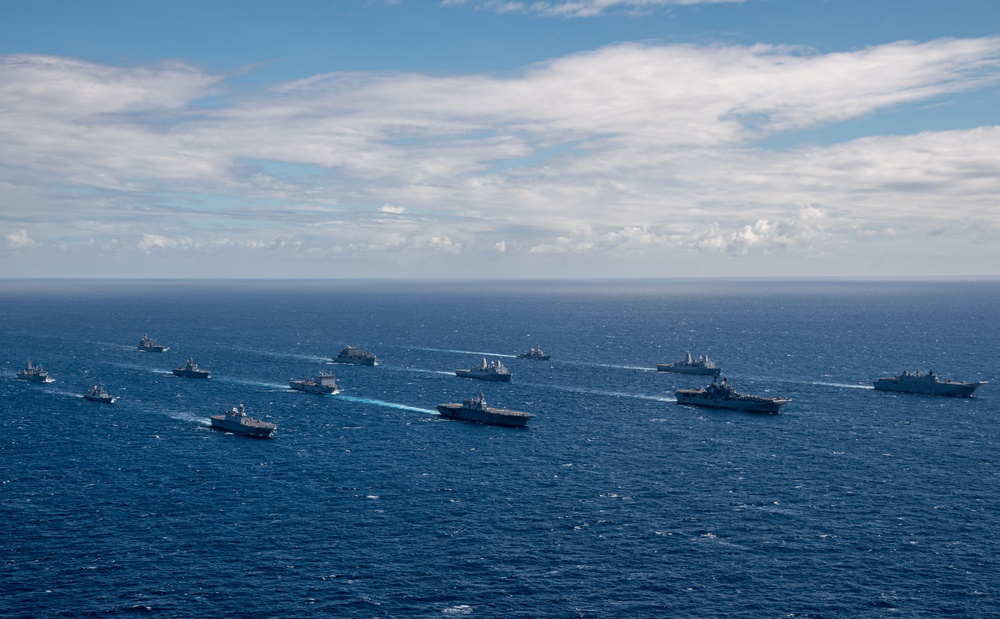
top-left (173, 369), bottom-right (210, 378)
top-left (873, 379), bottom-right (984, 397)
top-left (656, 364), bottom-right (721, 376)
top-left (210, 417), bottom-right (275, 438)
top-left (84, 394), bottom-right (115, 404)
top-left (516, 354), bottom-right (550, 361)
top-left (18, 375), bottom-right (55, 383)
top-left (139, 346), bottom-right (168, 352)
top-left (436, 404), bottom-right (532, 427)
top-left (332, 357), bottom-right (376, 366)
top-left (454, 370), bottom-right (512, 382)
top-left (675, 390), bottom-right (789, 414)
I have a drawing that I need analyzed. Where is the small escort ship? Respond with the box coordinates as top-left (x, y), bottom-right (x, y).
top-left (289, 372), bottom-right (339, 395)
top-left (675, 377), bottom-right (790, 414)
top-left (17, 360), bottom-right (55, 383)
top-left (210, 403), bottom-right (276, 438)
top-left (138, 334), bottom-right (169, 352)
top-left (437, 392), bottom-right (533, 427)
top-left (83, 383), bottom-right (116, 404)
top-left (657, 352), bottom-right (721, 376)
top-left (172, 357), bottom-right (211, 379)
top-left (873, 369), bottom-right (986, 397)
top-left (332, 345), bottom-right (378, 366)
top-left (516, 345), bottom-right (550, 361)
top-left (455, 357), bottom-right (512, 382)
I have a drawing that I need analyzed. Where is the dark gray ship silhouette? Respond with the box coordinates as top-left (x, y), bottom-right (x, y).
top-left (873, 369), bottom-right (985, 397)
top-left (138, 334), bottom-right (169, 352)
top-left (289, 372), bottom-right (339, 395)
top-left (657, 352), bottom-right (721, 376)
top-left (173, 357), bottom-right (211, 379)
top-left (17, 360), bottom-right (55, 383)
top-left (675, 377), bottom-right (790, 414)
top-left (210, 403), bottom-right (276, 438)
top-left (437, 392), bottom-right (533, 427)
top-left (332, 346), bottom-right (377, 366)
top-left (83, 383), bottom-right (116, 404)
top-left (455, 357), bottom-right (512, 382)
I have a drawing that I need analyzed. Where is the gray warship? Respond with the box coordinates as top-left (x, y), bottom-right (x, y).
top-left (455, 357), bottom-right (512, 382)
top-left (210, 403), bottom-right (276, 438)
top-left (516, 346), bottom-right (550, 361)
top-left (173, 357), bottom-right (211, 379)
top-left (873, 369), bottom-right (986, 397)
top-left (289, 372), bottom-right (339, 395)
top-left (437, 392), bottom-right (533, 427)
top-left (657, 352), bottom-right (721, 376)
top-left (83, 383), bottom-right (116, 404)
top-left (138, 334), bottom-right (169, 352)
top-left (675, 377), bottom-right (791, 414)
top-left (332, 345), bottom-right (377, 366)
top-left (16, 360), bottom-right (55, 383)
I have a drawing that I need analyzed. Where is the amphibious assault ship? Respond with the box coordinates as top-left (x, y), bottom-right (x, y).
top-left (173, 357), bottom-right (211, 379)
top-left (437, 392), bottom-right (533, 427)
top-left (657, 352), bottom-right (721, 376)
top-left (16, 360), bottom-right (55, 383)
top-left (873, 369), bottom-right (985, 397)
top-left (332, 345), bottom-right (377, 366)
top-left (675, 377), bottom-right (790, 414)
top-left (210, 404), bottom-right (276, 438)
top-left (455, 357), bottom-right (512, 382)
top-left (289, 372), bottom-right (339, 395)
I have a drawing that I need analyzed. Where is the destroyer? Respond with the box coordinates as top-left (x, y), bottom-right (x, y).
top-left (332, 345), bottom-right (377, 366)
top-left (675, 377), bottom-right (790, 414)
top-left (437, 392), bottom-right (533, 427)
top-left (873, 369), bottom-right (986, 397)
top-left (516, 345), bottom-right (550, 361)
top-left (289, 372), bottom-right (339, 395)
top-left (173, 357), bottom-right (211, 379)
top-left (83, 383), bottom-right (116, 404)
top-left (16, 360), bottom-right (55, 383)
top-left (657, 352), bottom-right (721, 376)
top-left (455, 357), bottom-right (512, 382)
top-left (138, 334), bottom-right (169, 352)
top-left (210, 403), bottom-right (276, 438)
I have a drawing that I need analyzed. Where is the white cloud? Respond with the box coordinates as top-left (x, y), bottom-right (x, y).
top-left (5, 229), bottom-right (37, 249)
top-left (447, 0), bottom-right (742, 18)
top-left (1, 37), bottom-right (999, 276)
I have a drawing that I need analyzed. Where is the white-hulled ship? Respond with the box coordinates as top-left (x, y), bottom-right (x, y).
top-left (332, 345), bottom-right (377, 366)
top-left (289, 372), bottom-right (339, 395)
top-left (173, 357), bottom-right (211, 378)
top-left (138, 334), bottom-right (169, 352)
top-left (516, 345), bottom-right (550, 361)
top-left (210, 404), bottom-right (276, 438)
top-left (676, 377), bottom-right (790, 414)
top-left (873, 369), bottom-right (986, 397)
top-left (455, 357), bottom-right (512, 382)
top-left (437, 392), bottom-right (533, 427)
top-left (17, 360), bottom-right (55, 383)
top-left (657, 352), bottom-right (721, 376)
top-left (83, 383), bottom-right (116, 404)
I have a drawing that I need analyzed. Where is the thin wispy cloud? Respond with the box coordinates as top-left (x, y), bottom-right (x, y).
top-left (444, 0), bottom-right (743, 18)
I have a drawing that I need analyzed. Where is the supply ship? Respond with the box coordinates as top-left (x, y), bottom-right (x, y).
top-left (675, 378), bottom-right (790, 414)
top-left (289, 372), bottom-right (339, 395)
top-left (873, 369), bottom-right (985, 397)
top-left (437, 392), bottom-right (533, 427)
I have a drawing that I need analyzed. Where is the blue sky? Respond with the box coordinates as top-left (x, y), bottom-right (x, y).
top-left (1, 0), bottom-right (999, 278)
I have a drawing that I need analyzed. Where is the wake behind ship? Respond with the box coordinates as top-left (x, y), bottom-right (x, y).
top-left (675, 377), bottom-right (790, 414)
top-left (873, 369), bottom-right (986, 397)
top-left (437, 392), bottom-right (533, 427)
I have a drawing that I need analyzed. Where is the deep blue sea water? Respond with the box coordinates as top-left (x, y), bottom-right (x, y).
top-left (2, 279), bottom-right (998, 618)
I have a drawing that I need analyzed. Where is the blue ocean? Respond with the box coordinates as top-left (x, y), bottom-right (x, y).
top-left (2, 279), bottom-right (998, 618)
